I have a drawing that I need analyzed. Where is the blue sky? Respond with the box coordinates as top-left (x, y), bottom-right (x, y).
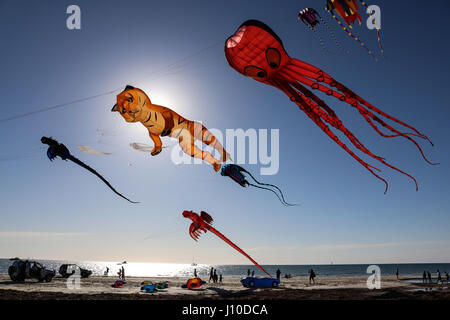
top-left (0, 0), bottom-right (449, 264)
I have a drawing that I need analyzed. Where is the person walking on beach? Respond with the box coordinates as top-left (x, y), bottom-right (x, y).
top-left (309, 268), bottom-right (316, 284)
top-left (427, 271), bottom-right (432, 283)
top-left (121, 266), bottom-right (126, 281)
top-left (219, 274), bottom-right (223, 284)
top-left (209, 267), bottom-right (214, 283)
top-left (251, 270), bottom-right (255, 277)
top-left (213, 269), bottom-right (218, 283)
top-left (437, 270), bottom-right (442, 284)
top-left (276, 268), bottom-right (281, 280)
top-left (395, 267), bottom-right (399, 280)
top-left (194, 268), bottom-right (197, 278)
top-left (422, 270), bottom-right (427, 283)
top-left (445, 271), bottom-right (449, 284)
top-left (247, 269), bottom-right (250, 277)
top-left (104, 267), bottom-right (109, 276)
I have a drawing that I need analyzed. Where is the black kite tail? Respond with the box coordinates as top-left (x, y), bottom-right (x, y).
top-left (68, 155), bottom-right (139, 203)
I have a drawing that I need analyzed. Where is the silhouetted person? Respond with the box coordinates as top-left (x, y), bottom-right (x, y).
top-left (395, 267), bottom-right (399, 279)
top-left (194, 268), bottom-right (197, 278)
top-left (309, 269), bottom-right (316, 284)
top-left (445, 271), bottom-right (449, 284)
top-left (437, 270), bottom-right (442, 284)
top-left (219, 274), bottom-right (223, 284)
top-left (209, 267), bottom-right (214, 283)
top-left (104, 267), bottom-right (109, 276)
top-left (118, 269), bottom-right (122, 279)
top-left (251, 270), bottom-right (255, 277)
top-left (121, 266), bottom-right (125, 281)
top-left (422, 270), bottom-right (427, 283)
top-left (276, 268), bottom-right (281, 280)
top-left (427, 271), bottom-right (432, 283)
top-left (247, 269), bottom-right (250, 277)
top-left (213, 269), bottom-right (218, 283)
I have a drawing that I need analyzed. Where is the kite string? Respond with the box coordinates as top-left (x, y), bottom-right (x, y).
top-left (307, 24), bottom-right (330, 54)
top-left (0, 40), bottom-right (222, 124)
top-left (318, 15), bottom-right (346, 53)
top-left (329, 12), bottom-right (378, 62)
top-left (0, 90), bottom-right (118, 123)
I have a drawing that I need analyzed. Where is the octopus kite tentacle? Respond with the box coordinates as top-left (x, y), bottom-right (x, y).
top-left (277, 68), bottom-right (397, 156)
top-left (288, 61), bottom-right (438, 164)
top-left (280, 65), bottom-right (428, 145)
top-left (286, 60), bottom-right (436, 148)
top-left (273, 71), bottom-right (378, 157)
top-left (273, 76), bottom-right (421, 192)
top-left (289, 59), bottom-right (434, 146)
top-left (272, 78), bottom-right (392, 192)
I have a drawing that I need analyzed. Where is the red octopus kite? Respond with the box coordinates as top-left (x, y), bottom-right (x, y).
top-left (182, 210), bottom-right (272, 278)
top-left (225, 20), bottom-right (436, 193)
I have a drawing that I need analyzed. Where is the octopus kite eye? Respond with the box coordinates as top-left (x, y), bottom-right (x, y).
top-left (266, 48), bottom-right (281, 69)
top-left (244, 65), bottom-right (266, 79)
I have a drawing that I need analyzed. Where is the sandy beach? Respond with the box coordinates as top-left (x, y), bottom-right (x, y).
top-left (0, 274), bottom-right (449, 300)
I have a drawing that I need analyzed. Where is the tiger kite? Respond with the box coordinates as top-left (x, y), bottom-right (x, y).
top-left (112, 85), bottom-right (230, 172)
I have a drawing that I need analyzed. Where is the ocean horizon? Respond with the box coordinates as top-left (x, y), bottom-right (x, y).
top-left (1, 258), bottom-right (449, 278)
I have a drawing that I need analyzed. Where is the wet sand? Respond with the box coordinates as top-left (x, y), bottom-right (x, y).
top-left (0, 274), bottom-right (449, 300)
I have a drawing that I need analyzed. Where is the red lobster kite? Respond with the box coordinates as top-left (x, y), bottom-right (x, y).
top-left (225, 20), bottom-right (436, 193)
top-left (182, 210), bottom-right (272, 278)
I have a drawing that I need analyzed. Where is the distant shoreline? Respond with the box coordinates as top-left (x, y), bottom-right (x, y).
top-left (2, 259), bottom-right (449, 278)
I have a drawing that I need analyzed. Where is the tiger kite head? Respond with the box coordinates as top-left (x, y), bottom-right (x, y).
top-left (111, 85), bottom-right (151, 123)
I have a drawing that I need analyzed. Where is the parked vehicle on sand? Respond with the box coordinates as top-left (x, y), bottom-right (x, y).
top-left (8, 259), bottom-right (56, 282)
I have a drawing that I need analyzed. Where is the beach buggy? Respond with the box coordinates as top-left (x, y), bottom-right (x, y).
top-left (59, 264), bottom-right (93, 278)
top-left (8, 258), bottom-right (56, 282)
